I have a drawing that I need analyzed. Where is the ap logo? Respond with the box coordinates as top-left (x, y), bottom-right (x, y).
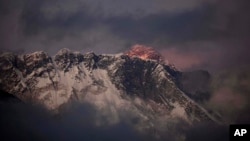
top-left (234, 129), bottom-right (247, 136)
top-left (230, 125), bottom-right (250, 141)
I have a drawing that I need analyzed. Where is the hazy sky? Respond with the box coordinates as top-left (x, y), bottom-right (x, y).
top-left (0, 0), bottom-right (249, 71)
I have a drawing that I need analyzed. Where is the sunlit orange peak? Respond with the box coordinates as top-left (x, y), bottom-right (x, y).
top-left (124, 44), bottom-right (164, 63)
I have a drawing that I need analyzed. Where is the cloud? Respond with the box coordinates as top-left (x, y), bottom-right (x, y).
top-left (82, 0), bottom-right (214, 18)
top-left (0, 0), bottom-right (215, 53)
top-left (208, 88), bottom-right (249, 123)
top-left (0, 97), bottom-right (229, 141)
top-left (211, 0), bottom-right (250, 39)
top-left (0, 100), bottom-right (143, 141)
top-left (206, 69), bottom-right (250, 123)
top-left (161, 48), bottom-right (205, 70)
top-left (0, 90), bottom-right (229, 141)
top-left (157, 39), bottom-right (250, 72)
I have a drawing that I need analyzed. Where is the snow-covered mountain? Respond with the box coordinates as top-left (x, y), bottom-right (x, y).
top-left (0, 48), bottom-right (221, 126)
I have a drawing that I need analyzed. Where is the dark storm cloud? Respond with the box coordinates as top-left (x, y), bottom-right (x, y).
top-left (20, 0), bottom-right (96, 35)
top-left (104, 6), bottom-right (215, 44)
top-left (19, 0), bottom-right (215, 44)
top-left (0, 0), bottom-right (126, 54)
top-left (0, 0), bottom-right (214, 54)
top-left (212, 0), bottom-right (250, 39)
top-left (22, 0), bottom-right (247, 46)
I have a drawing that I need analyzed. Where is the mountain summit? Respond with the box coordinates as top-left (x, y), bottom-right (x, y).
top-left (0, 48), bottom-right (221, 126)
top-left (124, 44), bottom-right (164, 63)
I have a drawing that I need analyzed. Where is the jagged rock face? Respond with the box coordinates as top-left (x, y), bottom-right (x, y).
top-left (0, 49), bottom-right (220, 125)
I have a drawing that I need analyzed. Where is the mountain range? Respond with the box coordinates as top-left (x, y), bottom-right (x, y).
top-left (0, 48), bottom-right (222, 138)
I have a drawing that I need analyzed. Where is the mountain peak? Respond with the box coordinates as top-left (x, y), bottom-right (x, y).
top-left (124, 44), bottom-right (164, 63)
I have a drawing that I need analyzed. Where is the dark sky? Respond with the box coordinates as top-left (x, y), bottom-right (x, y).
top-left (0, 0), bottom-right (250, 71)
